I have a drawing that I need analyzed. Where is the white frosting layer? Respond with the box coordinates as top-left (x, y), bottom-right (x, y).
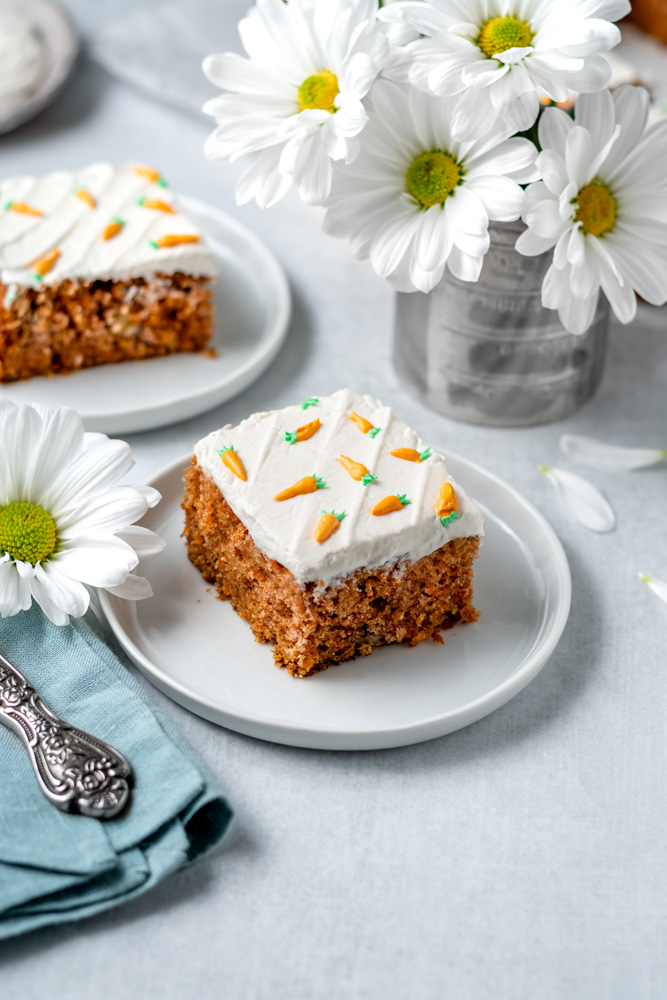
top-left (195, 389), bottom-right (484, 587)
top-left (0, 4), bottom-right (44, 108)
top-left (0, 163), bottom-right (218, 288)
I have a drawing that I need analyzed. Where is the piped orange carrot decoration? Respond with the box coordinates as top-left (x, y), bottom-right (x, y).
top-left (102, 218), bottom-right (125, 240)
top-left (338, 455), bottom-right (377, 486)
top-left (371, 494), bottom-right (411, 516)
top-left (138, 196), bottom-right (175, 214)
top-left (31, 248), bottom-right (60, 279)
top-left (75, 187), bottom-right (96, 209)
top-left (284, 418), bottom-right (321, 445)
top-left (133, 165), bottom-right (162, 183)
top-left (150, 234), bottom-right (200, 248)
top-left (390, 447), bottom-right (431, 463)
top-left (274, 475), bottom-right (326, 501)
top-left (348, 411), bottom-right (381, 438)
top-left (4, 200), bottom-right (42, 216)
top-left (435, 482), bottom-right (461, 526)
top-left (314, 510), bottom-right (346, 543)
top-left (217, 445), bottom-right (247, 482)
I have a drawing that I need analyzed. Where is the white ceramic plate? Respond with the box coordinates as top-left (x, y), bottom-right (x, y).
top-left (0, 197), bottom-right (291, 434)
top-left (101, 451), bottom-right (571, 751)
top-left (0, 0), bottom-right (79, 136)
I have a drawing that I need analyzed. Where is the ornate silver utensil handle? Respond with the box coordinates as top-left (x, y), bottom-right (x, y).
top-left (0, 651), bottom-right (131, 819)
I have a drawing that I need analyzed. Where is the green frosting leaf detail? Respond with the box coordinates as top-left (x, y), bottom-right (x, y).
top-left (419, 447), bottom-right (431, 462)
top-left (397, 494), bottom-right (411, 506)
top-left (314, 475), bottom-right (326, 490)
top-left (322, 509), bottom-right (346, 522)
top-left (441, 512), bottom-right (461, 527)
top-left (301, 396), bottom-right (320, 409)
top-left (361, 473), bottom-right (378, 486)
top-left (284, 431), bottom-right (298, 445)
top-left (217, 445), bottom-right (234, 455)
top-left (368, 427), bottom-right (381, 439)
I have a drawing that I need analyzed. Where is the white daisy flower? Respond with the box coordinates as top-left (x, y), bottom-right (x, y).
top-left (379, 0), bottom-right (630, 139)
top-left (202, 0), bottom-right (385, 208)
top-left (323, 79), bottom-right (538, 293)
top-left (0, 402), bottom-right (165, 626)
top-left (516, 87), bottom-right (667, 335)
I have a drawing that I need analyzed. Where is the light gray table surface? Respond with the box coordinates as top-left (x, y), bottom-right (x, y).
top-left (1, 3), bottom-right (667, 998)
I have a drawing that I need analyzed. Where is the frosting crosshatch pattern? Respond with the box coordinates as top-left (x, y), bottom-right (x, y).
top-left (0, 163), bottom-right (218, 289)
top-left (194, 389), bottom-right (484, 586)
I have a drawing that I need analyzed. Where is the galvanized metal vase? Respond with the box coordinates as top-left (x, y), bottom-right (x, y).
top-left (392, 220), bottom-right (610, 427)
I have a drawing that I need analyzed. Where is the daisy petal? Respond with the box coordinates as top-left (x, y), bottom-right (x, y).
top-left (639, 575), bottom-right (667, 606)
top-left (539, 465), bottom-right (616, 532)
top-left (0, 559), bottom-right (32, 617)
top-left (560, 435), bottom-right (667, 471)
top-left (114, 526), bottom-right (166, 561)
top-left (105, 574), bottom-right (154, 601)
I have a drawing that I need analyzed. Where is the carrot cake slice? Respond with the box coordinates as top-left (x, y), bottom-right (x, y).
top-left (183, 389), bottom-right (484, 677)
top-left (0, 162), bottom-right (218, 381)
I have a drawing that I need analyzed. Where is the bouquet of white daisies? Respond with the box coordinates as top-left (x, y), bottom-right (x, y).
top-left (203, 0), bottom-right (667, 335)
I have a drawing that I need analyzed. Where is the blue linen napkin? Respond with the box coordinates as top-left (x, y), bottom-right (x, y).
top-left (0, 604), bottom-right (232, 940)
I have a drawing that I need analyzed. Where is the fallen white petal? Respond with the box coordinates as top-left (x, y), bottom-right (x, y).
top-left (539, 465), bottom-right (616, 532)
top-left (105, 574), bottom-right (153, 601)
top-left (639, 574), bottom-right (667, 605)
top-left (560, 434), bottom-right (667, 472)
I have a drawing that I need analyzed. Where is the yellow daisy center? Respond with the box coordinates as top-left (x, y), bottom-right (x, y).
top-left (0, 501), bottom-right (57, 565)
top-left (478, 16), bottom-right (533, 58)
top-left (298, 71), bottom-right (339, 113)
top-left (406, 151), bottom-right (463, 209)
top-left (574, 182), bottom-right (617, 237)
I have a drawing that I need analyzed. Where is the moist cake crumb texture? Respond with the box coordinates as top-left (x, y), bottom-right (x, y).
top-left (0, 162), bottom-right (218, 381)
top-left (183, 390), bottom-right (483, 677)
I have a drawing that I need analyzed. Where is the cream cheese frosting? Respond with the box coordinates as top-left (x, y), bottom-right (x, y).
top-left (194, 389), bottom-right (484, 587)
top-left (0, 3), bottom-right (44, 110)
top-left (0, 163), bottom-right (218, 289)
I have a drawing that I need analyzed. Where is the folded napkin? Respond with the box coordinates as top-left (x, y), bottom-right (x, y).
top-left (0, 604), bottom-right (232, 940)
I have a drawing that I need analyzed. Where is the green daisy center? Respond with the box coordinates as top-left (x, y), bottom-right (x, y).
top-left (406, 151), bottom-right (463, 209)
top-left (574, 182), bottom-right (617, 237)
top-left (0, 502), bottom-right (57, 565)
top-left (298, 71), bottom-right (339, 113)
top-left (478, 15), bottom-right (533, 58)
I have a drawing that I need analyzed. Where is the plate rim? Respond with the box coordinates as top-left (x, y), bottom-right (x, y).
top-left (101, 448), bottom-right (572, 747)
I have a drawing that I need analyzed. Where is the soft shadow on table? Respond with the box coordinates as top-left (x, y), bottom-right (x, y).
top-left (1, 53), bottom-right (106, 143)
top-left (122, 281), bottom-right (316, 449)
top-left (0, 819), bottom-right (255, 964)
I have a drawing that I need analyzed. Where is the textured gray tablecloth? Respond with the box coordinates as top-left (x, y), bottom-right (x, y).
top-left (1, 2), bottom-right (666, 997)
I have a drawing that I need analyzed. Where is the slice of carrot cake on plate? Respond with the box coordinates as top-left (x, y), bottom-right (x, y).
top-left (183, 389), bottom-right (484, 677)
top-left (0, 162), bottom-right (218, 381)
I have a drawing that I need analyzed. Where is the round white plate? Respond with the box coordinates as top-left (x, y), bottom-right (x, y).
top-left (101, 451), bottom-right (571, 751)
top-left (0, 0), bottom-right (79, 136)
top-left (0, 197), bottom-right (291, 434)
